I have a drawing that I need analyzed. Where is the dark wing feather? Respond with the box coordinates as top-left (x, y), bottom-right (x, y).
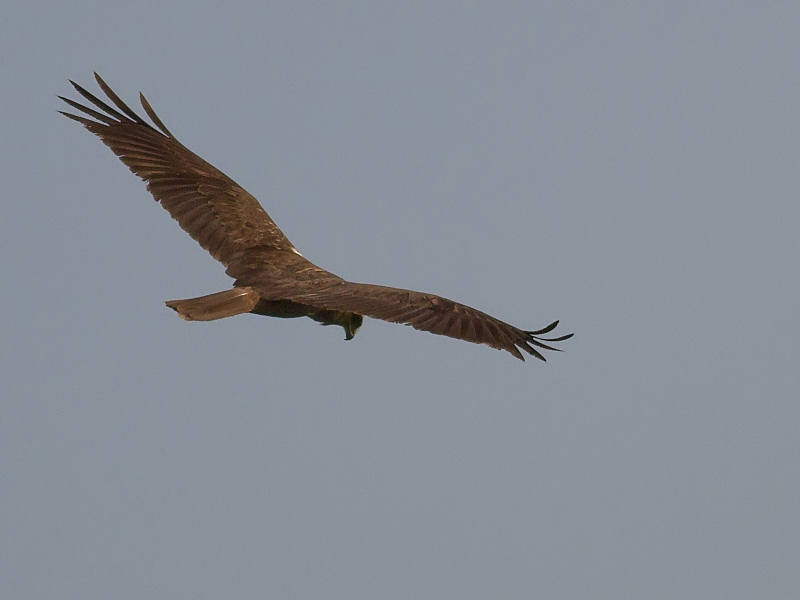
top-left (59, 73), bottom-right (297, 278)
top-left (274, 282), bottom-right (573, 361)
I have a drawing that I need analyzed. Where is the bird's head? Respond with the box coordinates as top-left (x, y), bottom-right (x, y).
top-left (308, 308), bottom-right (364, 340)
top-left (342, 313), bottom-right (364, 340)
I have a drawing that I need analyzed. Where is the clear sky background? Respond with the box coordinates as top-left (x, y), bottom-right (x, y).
top-left (2, 2), bottom-right (799, 599)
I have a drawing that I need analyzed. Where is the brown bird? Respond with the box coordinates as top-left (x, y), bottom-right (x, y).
top-left (60, 74), bottom-right (572, 361)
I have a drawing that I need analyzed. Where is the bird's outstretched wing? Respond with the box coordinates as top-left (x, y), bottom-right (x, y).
top-left (271, 282), bottom-right (572, 361)
top-left (59, 73), bottom-right (301, 281)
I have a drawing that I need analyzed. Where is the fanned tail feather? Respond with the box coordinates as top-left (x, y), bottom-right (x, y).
top-left (165, 287), bottom-right (260, 321)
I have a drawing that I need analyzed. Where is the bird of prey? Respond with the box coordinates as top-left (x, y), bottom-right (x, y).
top-left (59, 74), bottom-right (572, 361)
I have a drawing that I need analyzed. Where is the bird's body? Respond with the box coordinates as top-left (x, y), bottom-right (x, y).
top-left (60, 74), bottom-right (572, 361)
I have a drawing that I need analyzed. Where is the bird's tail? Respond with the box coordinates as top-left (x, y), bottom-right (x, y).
top-left (165, 287), bottom-right (261, 321)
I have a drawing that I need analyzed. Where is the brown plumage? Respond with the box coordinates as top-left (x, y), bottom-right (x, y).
top-left (60, 74), bottom-right (573, 361)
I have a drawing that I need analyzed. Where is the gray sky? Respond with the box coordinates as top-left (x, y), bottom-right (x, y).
top-left (3, 2), bottom-right (799, 598)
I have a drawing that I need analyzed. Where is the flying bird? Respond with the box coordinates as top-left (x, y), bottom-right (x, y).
top-left (59, 74), bottom-right (572, 361)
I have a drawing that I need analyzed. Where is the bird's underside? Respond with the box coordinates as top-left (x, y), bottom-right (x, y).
top-left (60, 73), bottom-right (573, 361)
